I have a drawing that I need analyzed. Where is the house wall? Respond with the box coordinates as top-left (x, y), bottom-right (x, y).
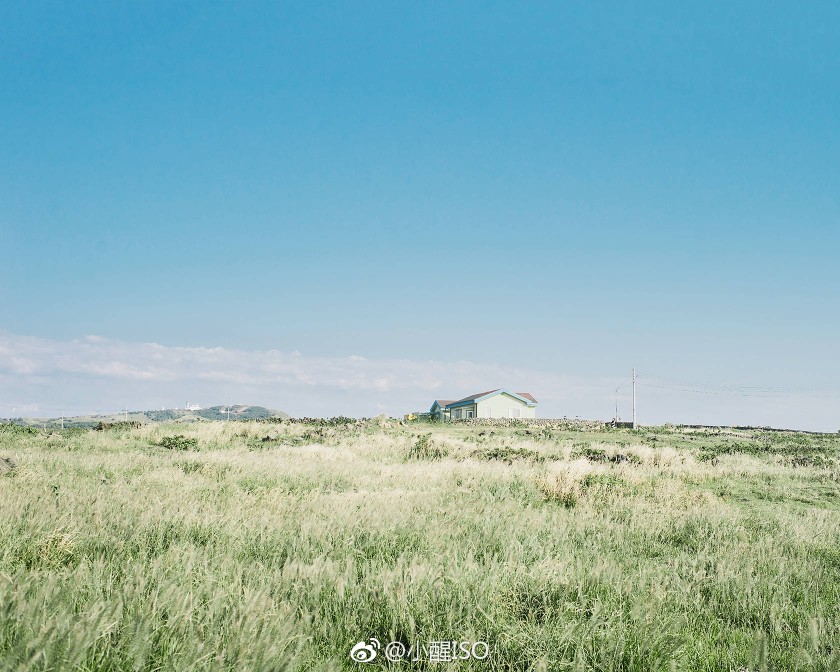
top-left (475, 393), bottom-right (536, 419)
top-left (450, 404), bottom-right (477, 420)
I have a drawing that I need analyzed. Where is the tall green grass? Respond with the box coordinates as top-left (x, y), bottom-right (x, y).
top-left (0, 421), bottom-right (838, 670)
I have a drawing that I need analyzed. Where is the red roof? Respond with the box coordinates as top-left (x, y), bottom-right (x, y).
top-left (516, 392), bottom-right (538, 403)
top-left (432, 399), bottom-right (455, 408)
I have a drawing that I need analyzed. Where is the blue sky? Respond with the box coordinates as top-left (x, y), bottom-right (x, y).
top-left (1, 2), bottom-right (839, 428)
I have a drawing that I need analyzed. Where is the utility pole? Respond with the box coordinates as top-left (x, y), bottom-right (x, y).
top-left (614, 386), bottom-right (620, 423)
top-left (632, 368), bottom-right (637, 429)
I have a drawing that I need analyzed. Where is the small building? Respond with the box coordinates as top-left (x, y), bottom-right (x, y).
top-left (432, 389), bottom-right (538, 420)
top-left (429, 399), bottom-right (455, 421)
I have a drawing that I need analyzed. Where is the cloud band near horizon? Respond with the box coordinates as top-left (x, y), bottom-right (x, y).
top-left (0, 331), bottom-right (602, 418)
top-left (2, 331), bottom-right (838, 432)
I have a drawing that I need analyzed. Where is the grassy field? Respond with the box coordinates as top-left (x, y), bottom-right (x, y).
top-left (0, 419), bottom-right (838, 671)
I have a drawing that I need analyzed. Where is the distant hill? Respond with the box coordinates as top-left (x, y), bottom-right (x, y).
top-left (7, 405), bottom-right (290, 429)
top-left (143, 405), bottom-right (289, 422)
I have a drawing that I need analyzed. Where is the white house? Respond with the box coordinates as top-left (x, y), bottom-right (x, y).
top-left (430, 389), bottom-right (538, 420)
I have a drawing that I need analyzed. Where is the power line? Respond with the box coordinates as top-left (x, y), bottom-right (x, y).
top-left (613, 370), bottom-right (840, 427)
top-left (613, 376), bottom-right (634, 423)
top-left (641, 375), bottom-right (840, 393)
top-left (636, 373), bottom-right (840, 398)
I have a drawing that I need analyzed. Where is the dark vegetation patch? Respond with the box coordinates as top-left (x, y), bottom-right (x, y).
top-left (249, 418), bottom-right (371, 450)
top-left (0, 422), bottom-right (37, 435)
top-left (0, 455), bottom-right (17, 476)
top-left (474, 445), bottom-right (544, 463)
top-left (95, 421), bottom-right (142, 431)
top-left (158, 435), bottom-right (198, 451)
top-left (812, 546), bottom-right (840, 576)
top-left (407, 433), bottom-right (447, 460)
top-left (574, 446), bottom-right (641, 465)
top-left (514, 428), bottom-right (557, 441)
top-left (697, 431), bottom-right (839, 464)
top-left (538, 472), bottom-right (633, 508)
top-left (789, 454), bottom-right (833, 468)
top-left (582, 472), bottom-right (628, 490)
top-left (278, 416), bottom-right (358, 426)
top-left (175, 459), bottom-right (204, 475)
top-left (274, 427), bottom-right (336, 447)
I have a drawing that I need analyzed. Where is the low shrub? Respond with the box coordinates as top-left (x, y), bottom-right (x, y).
top-left (158, 435), bottom-right (198, 451)
top-left (473, 445), bottom-right (543, 463)
top-left (407, 433), bottom-right (447, 460)
top-left (0, 456), bottom-right (17, 476)
top-left (0, 423), bottom-right (36, 435)
top-left (95, 421), bottom-right (142, 431)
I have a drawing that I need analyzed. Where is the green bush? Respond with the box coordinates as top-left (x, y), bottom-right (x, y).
top-left (0, 423), bottom-right (36, 435)
top-left (95, 421), bottom-right (142, 431)
top-left (474, 445), bottom-right (543, 463)
top-left (158, 435), bottom-right (198, 451)
top-left (407, 433), bottom-right (447, 460)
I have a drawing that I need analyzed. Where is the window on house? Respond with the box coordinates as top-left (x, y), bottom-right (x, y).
top-left (466, 409), bottom-right (475, 419)
top-left (454, 409), bottom-right (462, 420)
top-left (483, 407), bottom-right (492, 418)
top-left (509, 407), bottom-right (521, 418)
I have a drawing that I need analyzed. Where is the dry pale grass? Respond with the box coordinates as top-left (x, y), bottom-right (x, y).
top-left (0, 420), bottom-right (838, 671)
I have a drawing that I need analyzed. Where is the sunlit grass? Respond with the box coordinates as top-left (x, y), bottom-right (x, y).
top-left (0, 420), bottom-right (838, 670)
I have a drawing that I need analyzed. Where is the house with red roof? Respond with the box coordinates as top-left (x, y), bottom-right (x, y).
top-left (429, 399), bottom-right (455, 421)
top-left (429, 389), bottom-right (538, 420)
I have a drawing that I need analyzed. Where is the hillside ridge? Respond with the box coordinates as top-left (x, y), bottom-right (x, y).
top-left (6, 405), bottom-right (290, 428)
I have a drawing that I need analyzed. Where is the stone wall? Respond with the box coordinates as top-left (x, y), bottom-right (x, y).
top-left (451, 417), bottom-right (608, 432)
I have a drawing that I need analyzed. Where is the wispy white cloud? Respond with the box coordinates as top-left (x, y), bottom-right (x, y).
top-left (2, 331), bottom-right (836, 431)
top-left (0, 331), bottom-right (610, 418)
